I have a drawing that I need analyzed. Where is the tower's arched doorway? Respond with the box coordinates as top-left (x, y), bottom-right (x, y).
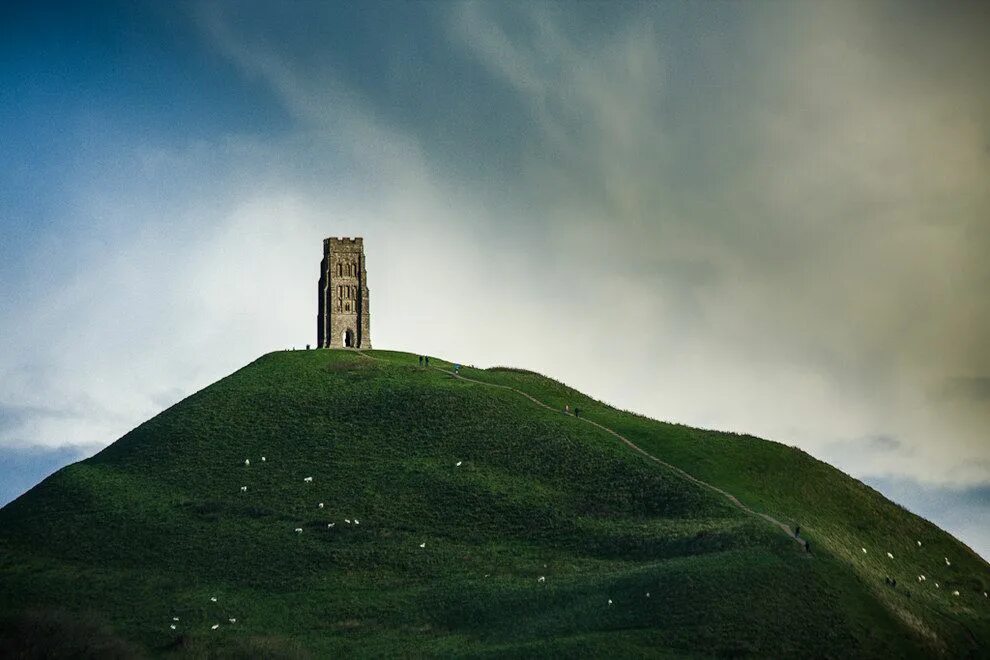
top-left (343, 329), bottom-right (354, 348)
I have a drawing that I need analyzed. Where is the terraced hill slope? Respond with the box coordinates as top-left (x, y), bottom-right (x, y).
top-left (0, 349), bottom-right (987, 657)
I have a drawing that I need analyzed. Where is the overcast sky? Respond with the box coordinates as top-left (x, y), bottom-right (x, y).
top-left (1, 1), bottom-right (988, 557)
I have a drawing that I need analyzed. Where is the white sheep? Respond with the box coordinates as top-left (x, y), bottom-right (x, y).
top-left (229, 618), bottom-right (237, 623)
top-left (318, 503), bottom-right (324, 509)
top-left (952, 590), bottom-right (960, 596)
top-left (861, 548), bottom-right (867, 554)
top-left (172, 617), bottom-right (179, 621)
top-left (646, 592), bottom-right (650, 598)
top-left (210, 597), bottom-right (217, 602)
top-left (354, 519), bottom-right (360, 525)
top-left (945, 557), bottom-right (951, 566)
top-left (345, 519), bottom-right (351, 524)
top-left (261, 456), bottom-right (266, 462)
top-left (212, 624), bottom-right (220, 630)
top-left (170, 624), bottom-right (176, 630)
top-left (608, 599), bottom-right (613, 606)
top-left (240, 486), bottom-right (247, 493)
top-left (919, 575), bottom-right (926, 581)
top-left (244, 459), bottom-right (250, 466)
top-left (935, 582), bottom-right (940, 588)
top-left (419, 542), bottom-right (426, 548)
top-left (538, 576), bottom-right (545, 583)
top-left (916, 540), bottom-right (922, 547)
top-left (294, 528), bottom-right (303, 534)
top-left (327, 523), bottom-right (335, 528)
top-left (304, 477), bottom-right (313, 483)
top-left (886, 552), bottom-right (894, 559)
top-left (456, 461), bottom-right (462, 467)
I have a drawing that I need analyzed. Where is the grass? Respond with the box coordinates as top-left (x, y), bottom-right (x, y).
top-left (0, 348), bottom-right (986, 657)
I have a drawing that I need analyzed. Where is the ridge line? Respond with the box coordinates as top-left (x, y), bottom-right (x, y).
top-left (354, 350), bottom-right (803, 547)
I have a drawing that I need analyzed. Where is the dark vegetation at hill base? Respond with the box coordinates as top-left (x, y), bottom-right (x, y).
top-left (0, 349), bottom-right (987, 658)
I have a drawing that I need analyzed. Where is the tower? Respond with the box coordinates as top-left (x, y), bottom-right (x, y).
top-left (317, 237), bottom-right (371, 349)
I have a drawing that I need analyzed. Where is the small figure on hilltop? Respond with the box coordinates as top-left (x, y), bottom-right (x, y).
top-left (454, 364), bottom-right (461, 375)
top-left (565, 404), bottom-right (571, 414)
top-left (794, 525), bottom-right (800, 537)
top-left (419, 355), bottom-right (423, 367)
top-left (804, 540), bottom-right (811, 554)
top-left (574, 407), bottom-right (581, 418)
top-left (425, 356), bottom-right (430, 367)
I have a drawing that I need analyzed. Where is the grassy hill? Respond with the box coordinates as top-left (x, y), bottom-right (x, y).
top-left (0, 349), bottom-right (987, 658)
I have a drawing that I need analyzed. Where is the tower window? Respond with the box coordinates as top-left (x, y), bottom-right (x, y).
top-left (337, 263), bottom-right (343, 277)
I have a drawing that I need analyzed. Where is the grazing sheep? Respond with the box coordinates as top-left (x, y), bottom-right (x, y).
top-left (419, 542), bottom-right (426, 548)
top-left (170, 624), bottom-right (176, 630)
top-left (261, 456), bottom-right (266, 462)
top-left (212, 624), bottom-right (220, 630)
top-left (886, 552), bottom-right (894, 559)
top-left (304, 477), bottom-right (313, 483)
top-left (240, 486), bottom-right (247, 493)
top-left (172, 617), bottom-right (179, 621)
top-left (952, 590), bottom-right (960, 596)
top-left (210, 597), bottom-right (217, 602)
top-left (646, 592), bottom-right (650, 598)
top-left (244, 459), bottom-right (250, 466)
top-left (327, 523), bottom-right (335, 528)
top-left (608, 599), bottom-right (613, 606)
top-left (229, 618), bottom-right (237, 623)
top-left (983, 592), bottom-right (988, 598)
top-left (538, 576), bottom-right (546, 583)
top-left (456, 461), bottom-right (462, 467)
top-left (861, 548), bottom-right (867, 554)
top-left (294, 528), bottom-right (303, 533)
top-left (916, 540), bottom-right (922, 547)
top-left (935, 582), bottom-right (940, 588)
top-left (318, 503), bottom-right (324, 509)
top-left (945, 557), bottom-right (951, 566)
top-left (354, 519), bottom-right (360, 525)
top-left (345, 519), bottom-right (351, 524)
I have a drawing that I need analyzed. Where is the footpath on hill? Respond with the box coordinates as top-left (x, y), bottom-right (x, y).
top-left (355, 350), bottom-right (805, 549)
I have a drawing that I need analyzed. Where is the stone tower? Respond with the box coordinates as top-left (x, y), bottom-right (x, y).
top-left (317, 237), bottom-right (371, 349)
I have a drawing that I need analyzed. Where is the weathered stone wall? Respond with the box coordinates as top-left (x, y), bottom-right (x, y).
top-left (317, 237), bottom-right (371, 349)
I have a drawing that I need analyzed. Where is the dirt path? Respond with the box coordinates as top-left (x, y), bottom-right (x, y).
top-left (356, 351), bottom-right (804, 547)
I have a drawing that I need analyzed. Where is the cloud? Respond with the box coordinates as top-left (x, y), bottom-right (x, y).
top-left (445, 1), bottom-right (990, 486)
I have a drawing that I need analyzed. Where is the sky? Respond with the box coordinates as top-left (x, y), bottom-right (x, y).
top-left (1, 1), bottom-right (988, 557)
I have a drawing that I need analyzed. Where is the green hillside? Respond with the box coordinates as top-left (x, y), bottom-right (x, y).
top-left (0, 349), bottom-right (987, 658)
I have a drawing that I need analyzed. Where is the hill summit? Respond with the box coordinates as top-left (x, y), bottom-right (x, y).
top-left (1, 349), bottom-right (987, 657)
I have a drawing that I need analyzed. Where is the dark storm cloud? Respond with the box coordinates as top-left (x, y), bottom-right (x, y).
top-left (939, 377), bottom-right (990, 403)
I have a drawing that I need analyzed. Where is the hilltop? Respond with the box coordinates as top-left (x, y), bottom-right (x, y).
top-left (0, 349), bottom-right (987, 657)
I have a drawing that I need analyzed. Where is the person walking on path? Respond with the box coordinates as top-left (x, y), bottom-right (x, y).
top-left (565, 404), bottom-right (571, 414)
top-left (574, 407), bottom-right (581, 418)
top-left (425, 356), bottom-right (430, 367)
